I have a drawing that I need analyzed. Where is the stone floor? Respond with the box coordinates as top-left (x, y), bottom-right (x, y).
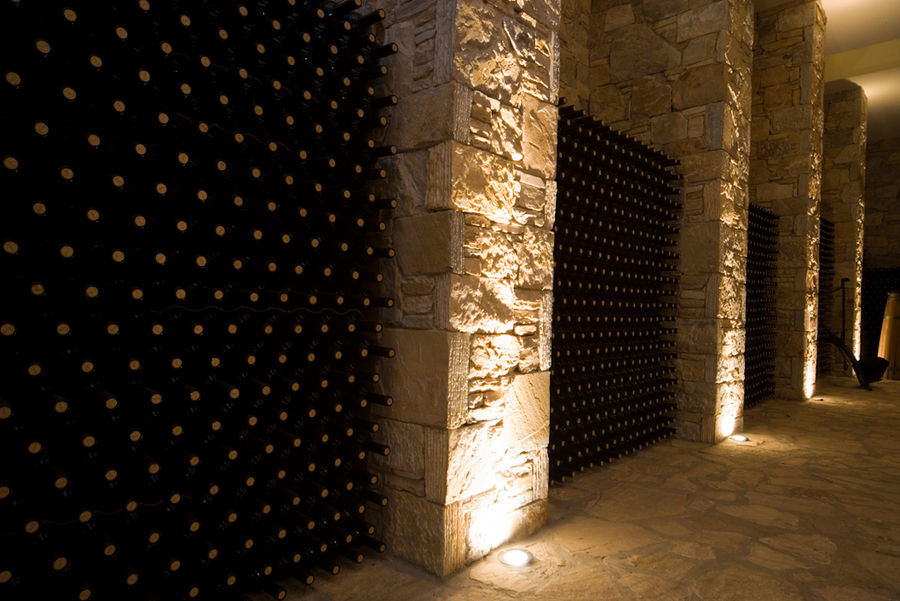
top-left (279, 376), bottom-right (900, 601)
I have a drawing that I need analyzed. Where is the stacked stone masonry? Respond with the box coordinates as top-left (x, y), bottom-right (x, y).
top-left (821, 80), bottom-right (866, 370)
top-left (865, 137), bottom-right (900, 270)
top-left (582, 0), bottom-right (755, 442)
top-left (360, 0), bottom-right (840, 577)
top-left (363, 0), bottom-right (560, 575)
top-left (749, 0), bottom-right (826, 400)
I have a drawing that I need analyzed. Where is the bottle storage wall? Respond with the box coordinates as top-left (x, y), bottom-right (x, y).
top-left (550, 104), bottom-right (680, 482)
top-left (817, 218), bottom-right (835, 375)
top-left (745, 204), bottom-right (778, 408)
top-left (0, 1), bottom-right (395, 599)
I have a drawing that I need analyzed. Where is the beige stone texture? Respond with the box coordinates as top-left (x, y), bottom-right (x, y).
top-left (446, 274), bottom-right (517, 334)
top-left (522, 97), bottom-right (558, 177)
top-left (464, 224), bottom-right (519, 280)
top-left (377, 0), bottom-right (558, 575)
top-left (394, 211), bottom-right (465, 275)
top-left (608, 23), bottom-right (680, 82)
top-left (516, 226), bottom-right (554, 290)
top-left (376, 328), bottom-right (470, 429)
top-left (426, 371), bottom-right (550, 504)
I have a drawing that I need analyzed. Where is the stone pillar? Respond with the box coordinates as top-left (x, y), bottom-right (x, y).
top-left (587, 0), bottom-right (755, 442)
top-left (749, 0), bottom-right (826, 399)
top-left (822, 80), bottom-right (866, 367)
top-left (367, 0), bottom-right (559, 576)
top-left (864, 137), bottom-right (900, 270)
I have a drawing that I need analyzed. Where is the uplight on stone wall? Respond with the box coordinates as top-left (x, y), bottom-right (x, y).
top-left (368, 0), bottom-right (559, 575)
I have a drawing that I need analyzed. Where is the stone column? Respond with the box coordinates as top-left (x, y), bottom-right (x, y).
top-left (822, 80), bottom-right (866, 368)
top-left (586, 0), bottom-right (755, 442)
top-left (366, 0), bottom-right (559, 575)
top-left (749, 0), bottom-right (826, 399)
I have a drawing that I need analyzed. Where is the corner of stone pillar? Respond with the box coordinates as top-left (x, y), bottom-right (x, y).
top-left (371, 0), bottom-right (557, 576)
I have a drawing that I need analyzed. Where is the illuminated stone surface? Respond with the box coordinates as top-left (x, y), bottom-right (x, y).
top-left (370, 0), bottom-right (557, 574)
top-left (280, 379), bottom-right (900, 600)
top-left (749, 0), bottom-right (825, 399)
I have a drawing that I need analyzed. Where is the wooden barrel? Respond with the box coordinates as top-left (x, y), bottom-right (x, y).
top-left (878, 291), bottom-right (900, 380)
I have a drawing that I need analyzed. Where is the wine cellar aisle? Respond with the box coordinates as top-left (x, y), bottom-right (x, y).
top-left (0, 2), bottom-right (395, 599)
top-left (549, 105), bottom-right (681, 482)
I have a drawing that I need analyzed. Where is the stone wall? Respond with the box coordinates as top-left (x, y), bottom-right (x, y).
top-left (748, 0), bottom-right (825, 399)
top-left (587, 0), bottom-right (755, 442)
top-left (559, 0), bottom-right (590, 109)
top-left (821, 80), bottom-right (866, 367)
top-left (364, 0), bottom-right (559, 575)
top-left (865, 137), bottom-right (900, 270)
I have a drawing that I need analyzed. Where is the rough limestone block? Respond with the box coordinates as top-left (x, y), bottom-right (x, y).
top-left (518, 335), bottom-right (540, 372)
top-left (631, 75), bottom-right (672, 118)
top-left (463, 225), bottom-right (519, 279)
top-left (777, 2), bottom-right (816, 31)
top-left (516, 226), bottom-right (554, 290)
top-left (678, 318), bottom-right (719, 355)
top-left (604, 4), bottom-right (634, 31)
top-left (387, 83), bottom-right (464, 150)
top-left (394, 211), bottom-right (465, 275)
top-left (679, 221), bottom-right (720, 273)
top-left (381, 489), bottom-right (465, 576)
top-left (516, 0), bottom-right (561, 30)
top-left (608, 23), bottom-right (680, 82)
top-left (376, 328), bottom-right (470, 428)
top-left (469, 334), bottom-right (522, 379)
top-left (373, 418), bottom-right (426, 479)
top-left (680, 150), bottom-right (727, 182)
top-left (673, 63), bottom-right (727, 110)
top-left (522, 96), bottom-right (558, 177)
top-left (388, 149), bottom-right (429, 218)
top-left (651, 111), bottom-right (688, 145)
top-left (677, 0), bottom-right (728, 42)
top-left (518, 171), bottom-right (548, 210)
top-left (427, 371), bottom-right (549, 505)
top-left (642, 0), bottom-right (690, 22)
top-left (447, 274), bottom-right (517, 333)
top-left (717, 327), bottom-right (746, 382)
top-left (427, 141), bottom-right (521, 223)
top-left (454, 0), bottom-right (522, 106)
top-left (513, 288), bottom-right (542, 325)
top-left (590, 84), bottom-right (628, 122)
top-left (501, 370), bottom-right (550, 453)
top-left (683, 32), bottom-right (719, 66)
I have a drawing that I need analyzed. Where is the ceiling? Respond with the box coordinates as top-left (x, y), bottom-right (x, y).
top-left (757, 0), bottom-right (900, 141)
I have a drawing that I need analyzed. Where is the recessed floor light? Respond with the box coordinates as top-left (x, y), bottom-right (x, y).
top-left (730, 434), bottom-right (749, 442)
top-left (499, 549), bottom-right (533, 568)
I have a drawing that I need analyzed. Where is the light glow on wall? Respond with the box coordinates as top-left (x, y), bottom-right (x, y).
top-left (803, 344), bottom-right (818, 399)
top-left (468, 500), bottom-right (516, 555)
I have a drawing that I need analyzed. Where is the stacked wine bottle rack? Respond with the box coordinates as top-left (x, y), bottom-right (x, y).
top-left (816, 218), bottom-right (835, 375)
top-left (745, 204), bottom-right (778, 408)
top-left (549, 104), bottom-right (680, 482)
top-left (0, 1), bottom-right (396, 599)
